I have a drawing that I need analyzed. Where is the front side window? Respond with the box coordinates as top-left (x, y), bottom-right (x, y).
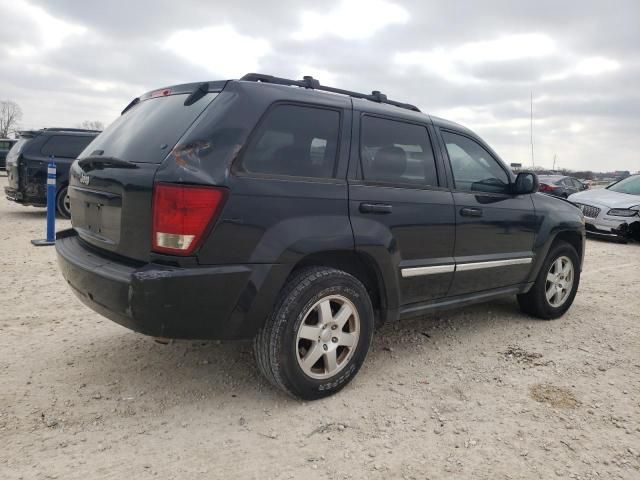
top-left (241, 104), bottom-right (340, 179)
top-left (360, 116), bottom-right (438, 187)
top-left (442, 131), bottom-right (509, 193)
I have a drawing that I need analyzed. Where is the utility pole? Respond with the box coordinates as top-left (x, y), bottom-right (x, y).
top-left (553, 154), bottom-right (557, 171)
top-left (530, 91), bottom-right (535, 169)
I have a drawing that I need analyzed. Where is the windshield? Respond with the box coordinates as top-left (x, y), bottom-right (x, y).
top-left (608, 176), bottom-right (640, 196)
top-left (79, 92), bottom-right (219, 164)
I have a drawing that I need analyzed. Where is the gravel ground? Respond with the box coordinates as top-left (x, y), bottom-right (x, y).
top-left (1, 174), bottom-right (639, 480)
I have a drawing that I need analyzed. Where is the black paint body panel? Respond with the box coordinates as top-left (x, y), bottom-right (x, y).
top-left (55, 79), bottom-right (585, 339)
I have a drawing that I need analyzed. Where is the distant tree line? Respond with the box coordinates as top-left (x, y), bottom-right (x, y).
top-left (0, 100), bottom-right (22, 138)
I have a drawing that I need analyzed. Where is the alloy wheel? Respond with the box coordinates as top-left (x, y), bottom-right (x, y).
top-left (295, 295), bottom-right (360, 380)
top-left (545, 256), bottom-right (574, 308)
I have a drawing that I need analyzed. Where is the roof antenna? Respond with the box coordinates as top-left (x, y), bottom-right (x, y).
top-left (530, 91), bottom-right (535, 169)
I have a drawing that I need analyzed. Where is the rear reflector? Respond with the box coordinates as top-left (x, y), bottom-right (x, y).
top-left (152, 183), bottom-right (226, 255)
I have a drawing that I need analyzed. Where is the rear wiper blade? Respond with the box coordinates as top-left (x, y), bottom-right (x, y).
top-left (78, 156), bottom-right (138, 170)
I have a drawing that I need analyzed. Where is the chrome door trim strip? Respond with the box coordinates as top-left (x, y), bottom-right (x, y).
top-left (401, 257), bottom-right (533, 277)
top-left (455, 257), bottom-right (532, 272)
top-left (401, 264), bottom-right (456, 278)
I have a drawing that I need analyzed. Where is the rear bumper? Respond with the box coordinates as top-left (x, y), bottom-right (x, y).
top-left (55, 229), bottom-right (285, 340)
top-left (4, 186), bottom-right (46, 207)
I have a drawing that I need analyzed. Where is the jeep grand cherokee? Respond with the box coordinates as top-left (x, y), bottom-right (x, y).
top-left (56, 74), bottom-right (585, 400)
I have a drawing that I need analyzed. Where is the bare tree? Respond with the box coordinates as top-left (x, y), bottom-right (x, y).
top-left (78, 120), bottom-right (104, 131)
top-left (0, 101), bottom-right (23, 138)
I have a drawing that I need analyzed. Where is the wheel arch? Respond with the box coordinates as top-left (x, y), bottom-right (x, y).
top-left (290, 250), bottom-right (396, 326)
top-left (528, 227), bottom-right (585, 285)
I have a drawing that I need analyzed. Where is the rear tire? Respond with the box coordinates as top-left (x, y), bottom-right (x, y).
top-left (56, 186), bottom-right (71, 219)
top-left (517, 240), bottom-right (580, 319)
top-left (253, 266), bottom-right (374, 400)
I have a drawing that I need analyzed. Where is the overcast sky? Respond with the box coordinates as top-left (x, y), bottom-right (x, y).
top-left (1, 0), bottom-right (638, 172)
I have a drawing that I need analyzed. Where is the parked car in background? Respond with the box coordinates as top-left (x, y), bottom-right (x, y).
top-left (4, 128), bottom-right (100, 217)
top-left (0, 138), bottom-right (17, 172)
top-left (538, 175), bottom-right (588, 198)
top-left (56, 73), bottom-right (585, 400)
top-left (569, 174), bottom-right (640, 242)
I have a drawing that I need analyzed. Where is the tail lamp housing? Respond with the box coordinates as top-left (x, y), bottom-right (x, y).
top-left (151, 183), bottom-right (227, 255)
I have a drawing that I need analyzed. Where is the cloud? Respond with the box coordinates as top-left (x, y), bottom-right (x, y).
top-left (163, 25), bottom-right (271, 78)
top-left (1, 0), bottom-right (86, 57)
top-left (1, 0), bottom-right (639, 171)
top-left (395, 33), bottom-right (556, 84)
top-left (542, 56), bottom-right (621, 81)
top-left (292, 0), bottom-right (409, 41)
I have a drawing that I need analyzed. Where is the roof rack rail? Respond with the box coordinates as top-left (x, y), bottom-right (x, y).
top-left (240, 73), bottom-right (421, 112)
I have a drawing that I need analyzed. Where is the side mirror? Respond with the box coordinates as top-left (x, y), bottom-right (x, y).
top-left (512, 171), bottom-right (539, 195)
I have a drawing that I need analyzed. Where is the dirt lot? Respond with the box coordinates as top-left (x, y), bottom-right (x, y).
top-left (1, 175), bottom-right (639, 480)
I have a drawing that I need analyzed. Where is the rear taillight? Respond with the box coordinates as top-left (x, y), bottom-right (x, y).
top-left (152, 183), bottom-right (227, 255)
top-left (538, 183), bottom-right (556, 192)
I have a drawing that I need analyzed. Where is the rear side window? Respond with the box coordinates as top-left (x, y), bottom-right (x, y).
top-left (442, 131), bottom-right (509, 194)
top-left (40, 135), bottom-right (95, 158)
top-left (360, 116), bottom-right (438, 187)
top-left (240, 104), bottom-right (340, 179)
top-left (0, 141), bottom-right (11, 149)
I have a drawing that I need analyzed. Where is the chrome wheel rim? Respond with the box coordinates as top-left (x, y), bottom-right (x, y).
top-left (545, 256), bottom-right (574, 308)
top-left (295, 295), bottom-right (360, 380)
top-left (64, 193), bottom-right (71, 213)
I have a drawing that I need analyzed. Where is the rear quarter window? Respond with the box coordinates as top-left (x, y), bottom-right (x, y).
top-left (40, 135), bottom-right (95, 159)
top-left (239, 104), bottom-right (341, 179)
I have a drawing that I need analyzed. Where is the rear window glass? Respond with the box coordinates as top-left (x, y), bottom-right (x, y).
top-left (0, 141), bottom-right (13, 149)
top-left (40, 135), bottom-right (95, 158)
top-left (81, 93), bottom-right (218, 164)
top-left (240, 104), bottom-right (340, 179)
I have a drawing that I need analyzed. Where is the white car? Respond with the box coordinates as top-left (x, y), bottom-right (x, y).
top-left (569, 175), bottom-right (640, 241)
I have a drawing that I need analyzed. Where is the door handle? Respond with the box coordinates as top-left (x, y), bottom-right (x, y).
top-left (460, 207), bottom-right (483, 217)
top-left (359, 203), bottom-right (393, 214)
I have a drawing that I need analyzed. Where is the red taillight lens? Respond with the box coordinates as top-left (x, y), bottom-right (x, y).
top-left (538, 183), bottom-right (556, 192)
top-left (152, 183), bottom-right (226, 255)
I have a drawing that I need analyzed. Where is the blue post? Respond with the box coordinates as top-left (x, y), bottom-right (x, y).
top-left (31, 158), bottom-right (57, 246)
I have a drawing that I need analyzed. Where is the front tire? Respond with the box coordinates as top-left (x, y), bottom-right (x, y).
top-left (56, 186), bottom-right (71, 219)
top-left (517, 240), bottom-right (580, 319)
top-left (254, 266), bottom-right (374, 400)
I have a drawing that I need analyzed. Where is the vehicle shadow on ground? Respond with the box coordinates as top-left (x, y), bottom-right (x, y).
top-left (59, 297), bottom-right (528, 405)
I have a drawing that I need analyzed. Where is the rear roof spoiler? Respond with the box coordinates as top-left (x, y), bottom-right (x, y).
top-left (18, 128), bottom-right (101, 137)
top-left (123, 80), bottom-right (229, 114)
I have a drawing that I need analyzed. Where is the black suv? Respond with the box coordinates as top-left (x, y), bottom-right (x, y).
top-left (4, 128), bottom-right (100, 217)
top-left (0, 138), bottom-right (17, 172)
top-left (56, 74), bottom-right (585, 400)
